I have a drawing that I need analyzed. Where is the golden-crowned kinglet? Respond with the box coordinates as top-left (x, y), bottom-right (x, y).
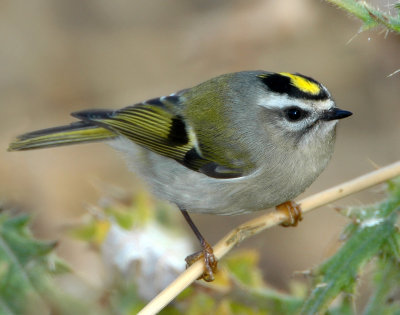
top-left (9, 71), bottom-right (352, 281)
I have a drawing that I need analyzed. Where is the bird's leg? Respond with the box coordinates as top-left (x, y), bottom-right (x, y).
top-left (276, 200), bottom-right (303, 227)
top-left (179, 207), bottom-right (217, 282)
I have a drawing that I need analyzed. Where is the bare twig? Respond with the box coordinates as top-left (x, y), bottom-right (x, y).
top-left (139, 160), bottom-right (400, 315)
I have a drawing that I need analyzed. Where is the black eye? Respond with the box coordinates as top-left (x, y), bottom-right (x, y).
top-left (284, 106), bottom-right (308, 122)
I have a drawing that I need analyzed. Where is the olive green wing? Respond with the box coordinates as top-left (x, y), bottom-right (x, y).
top-left (72, 96), bottom-right (243, 179)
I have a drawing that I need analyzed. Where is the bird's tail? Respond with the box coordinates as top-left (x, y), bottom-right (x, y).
top-left (8, 121), bottom-right (116, 151)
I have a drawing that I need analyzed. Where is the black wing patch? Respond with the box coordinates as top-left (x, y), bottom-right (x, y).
top-left (168, 116), bottom-right (189, 145)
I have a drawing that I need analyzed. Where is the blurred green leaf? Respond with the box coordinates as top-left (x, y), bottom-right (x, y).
top-left (185, 293), bottom-right (216, 315)
top-left (108, 280), bottom-right (146, 315)
top-left (224, 299), bottom-right (267, 315)
top-left (224, 250), bottom-right (264, 287)
top-left (0, 212), bottom-right (68, 314)
top-left (70, 218), bottom-right (110, 245)
top-left (363, 253), bottom-right (400, 314)
top-left (326, 295), bottom-right (355, 315)
top-left (325, 0), bottom-right (400, 33)
top-left (301, 178), bottom-right (400, 314)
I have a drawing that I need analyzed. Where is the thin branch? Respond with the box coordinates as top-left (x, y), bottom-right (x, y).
top-left (139, 160), bottom-right (400, 315)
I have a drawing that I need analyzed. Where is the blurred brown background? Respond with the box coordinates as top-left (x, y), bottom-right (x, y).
top-left (1, 0), bottom-right (399, 291)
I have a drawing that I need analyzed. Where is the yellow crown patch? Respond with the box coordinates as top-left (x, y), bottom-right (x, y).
top-left (279, 72), bottom-right (321, 96)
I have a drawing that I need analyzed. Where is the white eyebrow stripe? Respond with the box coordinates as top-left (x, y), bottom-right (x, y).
top-left (258, 95), bottom-right (313, 110)
top-left (258, 94), bottom-right (335, 111)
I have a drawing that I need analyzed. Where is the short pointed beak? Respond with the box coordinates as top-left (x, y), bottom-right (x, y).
top-left (322, 108), bottom-right (353, 121)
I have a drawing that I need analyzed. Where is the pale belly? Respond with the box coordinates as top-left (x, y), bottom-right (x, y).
top-left (110, 137), bottom-right (333, 215)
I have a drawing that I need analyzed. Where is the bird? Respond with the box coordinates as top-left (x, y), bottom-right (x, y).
top-left (8, 70), bottom-right (352, 281)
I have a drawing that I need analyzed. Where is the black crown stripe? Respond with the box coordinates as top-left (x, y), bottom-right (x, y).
top-left (258, 73), bottom-right (329, 100)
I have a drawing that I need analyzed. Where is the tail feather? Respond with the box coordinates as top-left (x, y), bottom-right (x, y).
top-left (8, 121), bottom-right (116, 151)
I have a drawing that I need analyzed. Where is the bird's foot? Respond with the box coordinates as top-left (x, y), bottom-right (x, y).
top-left (185, 241), bottom-right (217, 282)
top-left (276, 200), bottom-right (303, 227)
